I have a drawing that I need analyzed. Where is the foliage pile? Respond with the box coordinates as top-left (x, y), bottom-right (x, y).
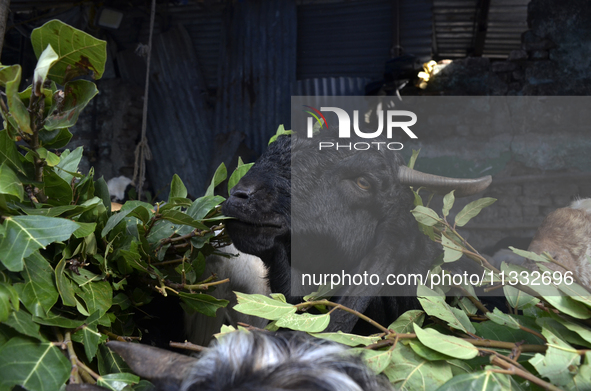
top-left (0, 20), bottom-right (249, 390)
top-left (1, 19), bottom-right (590, 391)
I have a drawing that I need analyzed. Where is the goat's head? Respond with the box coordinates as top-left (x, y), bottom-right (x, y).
top-left (223, 132), bottom-right (491, 300)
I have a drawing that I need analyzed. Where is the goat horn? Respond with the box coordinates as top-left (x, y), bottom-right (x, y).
top-left (398, 166), bottom-right (492, 197)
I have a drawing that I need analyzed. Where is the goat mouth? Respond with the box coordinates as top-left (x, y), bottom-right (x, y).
top-left (226, 218), bottom-right (283, 229)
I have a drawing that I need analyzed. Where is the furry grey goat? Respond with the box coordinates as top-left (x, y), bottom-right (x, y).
top-left (222, 133), bottom-right (491, 333)
top-left (103, 330), bottom-right (393, 391)
top-left (525, 198), bottom-right (591, 289)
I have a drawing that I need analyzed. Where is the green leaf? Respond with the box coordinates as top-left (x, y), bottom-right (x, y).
top-left (268, 124), bottom-right (293, 145)
top-left (14, 251), bottom-right (59, 317)
top-left (45, 79), bottom-right (99, 130)
top-left (408, 149), bottom-right (420, 170)
top-left (0, 215), bottom-right (80, 272)
top-left (33, 44), bottom-right (59, 96)
top-left (413, 324), bottom-right (479, 360)
top-left (485, 308), bottom-right (521, 329)
top-left (205, 163), bottom-right (227, 197)
top-left (441, 235), bottom-right (463, 263)
top-left (159, 209), bottom-right (208, 230)
top-left (168, 174), bottom-right (188, 200)
top-left (508, 246), bottom-right (549, 263)
top-left (69, 269), bottom-right (112, 316)
top-left (311, 331), bottom-right (380, 347)
top-left (97, 372), bottom-right (141, 391)
top-left (356, 349), bottom-right (392, 374)
top-left (473, 321), bottom-right (544, 345)
top-left (454, 198), bottom-right (496, 227)
top-left (43, 169), bottom-right (74, 205)
top-left (435, 369), bottom-right (525, 391)
top-left (55, 146), bottom-right (83, 183)
top-left (31, 19), bottom-right (107, 85)
top-left (442, 190), bottom-right (455, 218)
top-left (0, 65), bottom-right (32, 134)
top-left (0, 336), bottom-right (70, 391)
top-left (228, 163), bottom-right (254, 193)
top-left (102, 201), bottom-right (154, 237)
top-left (32, 311), bottom-right (84, 328)
top-left (388, 310), bottom-right (426, 333)
top-left (529, 328), bottom-right (580, 386)
top-left (0, 282), bottom-right (19, 322)
top-left (0, 130), bottom-right (25, 175)
top-left (275, 312), bottom-right (330, 332)
top-left (179, 292), bottom-right (228, 317)
top-left (39, 128), bottom-right (73, 149)
top-left (72, 311), bottom-right (102, 361)
top-left (409, 339), bottom-right (453, 361)
top-left (383, 344), bottom-right (453, 390)
top-left (411, 205), bottom-right (442, 226)
top-left (418, 285), bottom-right (476, 334)
top-left (234, 292), bottom-right (296, 320)
top-left (55, 256), bottom-right (77, 307)
top-left (4, 310), bottom-right (44, 341)
top-left (555, 318), bottom-right (591, 347)
top-left (97, 343), bottom-right (132, 375)
top-left (0, 162), bottom-right (24, 201)
top-left (501, 262), bottom-right (539, 310)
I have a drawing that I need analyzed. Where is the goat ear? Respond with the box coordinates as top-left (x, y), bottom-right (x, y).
top-left (106, 341), bottom-right (197, 386)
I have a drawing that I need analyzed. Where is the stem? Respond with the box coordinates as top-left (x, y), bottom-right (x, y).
top-left (169, 341), bottom-right (208, 353)
top-left (64, 331), bottom-right (82, 384)
top-left (295, 300), bottom-right (390, 334)
top-left (490, 356), bottom-right (562, 391)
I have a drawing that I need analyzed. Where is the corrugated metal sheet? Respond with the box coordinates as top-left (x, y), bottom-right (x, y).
top-left (293, 77), bottom-right (371, 96)
top-left (399, 0), bottom-right (433, 62)
top-left (215, 0), bottom-right (297, 155)
top-left (297, 0), bottom-right (392, 80)
top-left (433, 0), bottom-right (528, 58)
top-left (118, 25), bottom-right (214, 197)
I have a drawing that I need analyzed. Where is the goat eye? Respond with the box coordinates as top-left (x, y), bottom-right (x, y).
top-left (355, 177), bottom-right (371, 190)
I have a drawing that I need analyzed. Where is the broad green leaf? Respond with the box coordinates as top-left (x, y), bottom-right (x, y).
top-left (408, 149), bottom-right (420, 170)
top-left (473, 321), bottom-right (544, 345)
top-left (45, 79), bottom-right (99, 130)
top-left (441, 235), bottom-right (463, 263)
top-left (383, 343), bottom-right (453, 390)
top-left (0, 130), bottom-right (25, 174)
top-left (179, 292), bottom-right (228, 317)
top-left (205, 163), bottom-right (227, 197)
top-left (97, 343), bottom-right (132, 375)
top-left (37, 148), bottom-right (61, 167)
top-left (268, 124), bottom-right (293, 144)
top-left (356, 349), bottom-right (392, 373)
top-left (31, 20), bottom-right (107, 84)
top-left (0, 282), bottom-right (19, 322)
top-left (275, 312), bottom-right (330, 332)
top-left (168, 174), bottom-right (188, 200)
top-left (537, 317), bottom-right (591, 348)
top-left (72, 311), bottom-right (102, 361)
top-left (0, 65), bottom-right (32, 134)
top-left (418, 285), bottom-right (475, 334)
top-left (311, 331), bottom-right (380, 347)
top-left (502, 262), bottom-right (539, 310)
top-left (0, 336), bottom-right (70, 391)
top-left (33, 44), bottom-right (59, 96)
top-left (159, 209), bottom-right (208, 230)
top-left (413, 324), bottom-right (479, 360)
top-left (102, 201), bottom-right (154, 237)
top-left (485, 308), bottom-right (521, 329)
top-left (43, 169), bottom-right (73, 205)
top-left (73, 222), bottom-right (97, 238)
top-left (39, 128), bottom-right (73, 149)
top-left (409, 339), bottom-right (453, 361)
top-left (55, 256), bottom-right (77, 307)
top-left (0, 163), bottom-right (24, 201)
top-left (556, 318), bottom-right (591, 347)
top-left (454, 198), bottom-right (496, 227)
top-left (14, 251), bottom-right (59, 317)
top-left (4, 310), bottom-right (44, 341)
top-left (508, 246), bottom-right (549, 263)
top-left (55, 146), bottom-right (83, 183)
top-left (411, 205), bottom-right (442, 226)
top-left (435, 369), bottom-right (525, 391)
top-left (529, 328), bottom-right (580, 386)
top-left (442, 191), bottom-right (455, 218)
top-left (228, 163), bottom-right (254, 193)
top-left (0, 215), bottom-right (80, 271)
top-left (69, 269), bottom-right (112, 316)
top-left (388, 310), bottom-right (426, 333)
top-left (234, 292), bottom-right (296, 320)
top-left (186, 195), bottom-right (225, 220)
top-left (32, 311), bottom-right (84, 328)
top-left (95, 176), bottom-right (112, 212)
top-left (97, 372), bottom-right (141, 391)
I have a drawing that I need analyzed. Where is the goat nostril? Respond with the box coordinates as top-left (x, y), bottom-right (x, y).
top-left (230, 181), bottom-right (259, 200)
top-left (232, 188), bottom-right (251, 199)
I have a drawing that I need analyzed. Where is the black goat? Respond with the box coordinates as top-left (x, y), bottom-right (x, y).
top-left (222, 133), bottom-right (491, 333)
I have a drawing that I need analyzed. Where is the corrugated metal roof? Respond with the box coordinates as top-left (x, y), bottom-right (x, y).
top-left (296, 0), bottom-right (393, 80)
top-left (399, 0), bottom-right (433, 62)
top-left (215, 0), bottom-right (297, 155)
top-left (293, 77), bottom-right (371, 96)
top-left (433, 0), bottom-right (528, 58)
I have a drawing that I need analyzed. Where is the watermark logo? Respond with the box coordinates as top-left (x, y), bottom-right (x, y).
top-left (304, 106), bottom-right (418, 140)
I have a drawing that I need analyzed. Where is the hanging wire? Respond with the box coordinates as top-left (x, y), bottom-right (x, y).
top-left (132, 0), bottom-right (156, 201)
